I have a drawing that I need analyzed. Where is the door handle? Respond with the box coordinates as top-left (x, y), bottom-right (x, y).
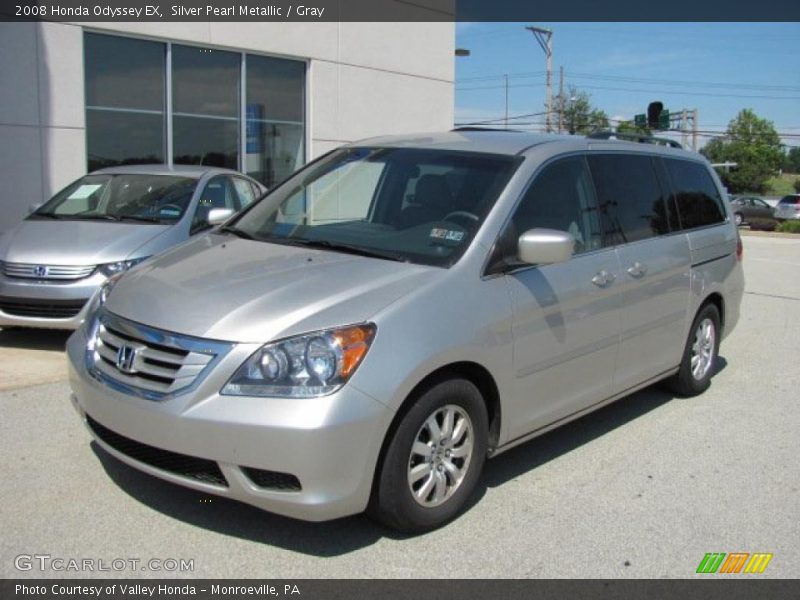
top-left (626, 262), bottom-right (647, 278)
top-left (591, 270), bottom-right (616, 287)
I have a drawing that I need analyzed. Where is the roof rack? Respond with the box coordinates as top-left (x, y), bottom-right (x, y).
top-left (587, 131), bottom-right (683, 149)
top-left (451, 126), bottom-right (524, 133)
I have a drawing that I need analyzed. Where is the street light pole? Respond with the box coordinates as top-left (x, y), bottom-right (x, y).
top-left (526, 26), bottom-right (553, 133)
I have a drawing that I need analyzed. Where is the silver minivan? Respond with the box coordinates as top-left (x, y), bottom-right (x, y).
top-left (0, 165), bottom-right (264, 330)
top-left (67, 131), bottom-right (744, 532)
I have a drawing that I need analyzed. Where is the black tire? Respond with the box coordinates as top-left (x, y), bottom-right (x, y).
top-left (667, 304), bottom-right (721, 397)
top-left (734, 213), bottom-right (744, 227)
top-left (369, 378), bottom-right (488, 533)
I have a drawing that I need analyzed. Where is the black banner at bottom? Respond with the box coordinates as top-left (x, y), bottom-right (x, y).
top-left (2, 579), bottom-right (799, 600)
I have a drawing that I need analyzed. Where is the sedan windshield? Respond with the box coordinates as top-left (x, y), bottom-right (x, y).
top-left (227, 147), bottom-right (519, 267)
top-left (32, 174), bottom-right (198, 223)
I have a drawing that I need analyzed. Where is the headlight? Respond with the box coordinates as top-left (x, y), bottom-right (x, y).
top-left (222, 323), bottom-right (377, 398)
top-left (98, 256), bottom-right (149, 277)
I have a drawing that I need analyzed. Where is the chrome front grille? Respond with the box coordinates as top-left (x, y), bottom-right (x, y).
top-left (87, 311), bottom-right (232, 400)
top-left (2, 261), bottom-right (96, 280)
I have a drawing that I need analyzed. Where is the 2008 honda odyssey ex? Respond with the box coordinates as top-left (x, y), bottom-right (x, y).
top-left (67, 130), bottom-right (744, 532)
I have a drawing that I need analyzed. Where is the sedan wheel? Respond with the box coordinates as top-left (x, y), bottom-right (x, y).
top-left (734, 213), bottom-right (743, 226)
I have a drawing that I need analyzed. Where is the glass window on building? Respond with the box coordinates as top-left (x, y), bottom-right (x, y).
top-left (246, 55), bottom-right (305, 189)
top-left (84, 33), bottom-right (166, 172)
top-left (83, 33), bottom-right (306, 184)
top-left (172, 45), bottom-right (240, 170)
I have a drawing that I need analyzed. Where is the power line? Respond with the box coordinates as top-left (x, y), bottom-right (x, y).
top-left (567, 71), bottom-right (800, 93)
top-left (457, 80), bottom-right (800, 100)
top-left (457, 71), bottom-right (800, 93)
top-left (458, 71), bottom-right (546, 83)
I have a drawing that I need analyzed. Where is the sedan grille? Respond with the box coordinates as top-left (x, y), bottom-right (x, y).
top-left (2, 261), bottom-right (96, 280)
top-left (0, 296), bottom-right (86, 319)
top-left (88, 310), bottom-right (231, 400)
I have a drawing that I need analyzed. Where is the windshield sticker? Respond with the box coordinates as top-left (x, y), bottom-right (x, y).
top-left (430, 228), bottom-right (465, 242)
top-left (67, 184), bottom-right (103, 200)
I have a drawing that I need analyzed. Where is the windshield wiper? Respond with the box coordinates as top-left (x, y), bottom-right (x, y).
top-left (66, 214), bottom-right (122, 221)
top-left (115, 215), bottom-right (165, 224)
top-left (282, 239), bottom-right (409, 262)
top-left (30, 212), bottom-right (63, 219)
top-left (219, 225), bottom-right (258, 240)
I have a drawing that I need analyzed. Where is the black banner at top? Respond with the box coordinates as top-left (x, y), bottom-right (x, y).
top-left (2, 0), bottom-right (799, 22)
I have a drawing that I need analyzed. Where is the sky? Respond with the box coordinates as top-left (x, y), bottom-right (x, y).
top-left (455, 22), bottom-right (800, 149)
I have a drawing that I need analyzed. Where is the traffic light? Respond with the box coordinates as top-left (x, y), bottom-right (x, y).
top-left (647, 102), bottom-right (664, 129)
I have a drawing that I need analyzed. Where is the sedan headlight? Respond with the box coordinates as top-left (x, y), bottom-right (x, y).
top-left (84, 272), bottom-right (123, 325)
top-left (98, 257), bottom-right (149, 277)
top-left (222, 323), bottom-right (377, 398)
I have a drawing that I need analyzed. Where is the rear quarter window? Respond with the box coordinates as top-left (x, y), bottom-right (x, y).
top-left (664, 159), bottom-right (726, 230)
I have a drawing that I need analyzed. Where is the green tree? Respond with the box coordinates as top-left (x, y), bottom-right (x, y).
top-left (555, 87), bottom-right (609, 135)
top-left (700, 109), bottom-right (784, 194)
top-left (616, 120), bottom-right (652, 137)
top-left (783, 147), bottom-right (800, 174)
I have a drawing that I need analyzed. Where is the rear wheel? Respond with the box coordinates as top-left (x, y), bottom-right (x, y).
top-left (369, 378), bottom-right (488, 533)
top-left (734, 212), bottom-right (743, 226)
top-left (667, 304), bottom-right (721, 397)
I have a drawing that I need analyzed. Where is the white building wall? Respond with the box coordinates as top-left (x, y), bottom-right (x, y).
top-left (0, 20), bottom-right (454, 233)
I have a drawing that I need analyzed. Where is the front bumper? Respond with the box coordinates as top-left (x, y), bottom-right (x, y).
top-left (0, 272), bottom-right (105, 329)
top-left (66, 326), bottom-right (394, 522)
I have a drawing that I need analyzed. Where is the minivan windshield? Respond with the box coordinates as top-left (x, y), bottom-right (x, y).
top-left (226, 147), bottom-right (518, 267)
top-left (32, 174), bottom-right (198, 223)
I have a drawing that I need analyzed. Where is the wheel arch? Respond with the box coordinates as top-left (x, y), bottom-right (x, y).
top-left (369, 361), bottom-right (502, 503)
top-left (702, 291), bottom-right (725, 331)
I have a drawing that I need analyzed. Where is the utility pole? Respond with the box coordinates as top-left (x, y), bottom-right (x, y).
top-left (681, 108), bottom-right (688, 148)
top-left (526, 26), bottom-right (553, 133)
top-left (558, 66), bottom-right (564, 134)
top-left (504, 74), bottom-right (509, 129)
top-left (665, 108), bottom-right (699, 151)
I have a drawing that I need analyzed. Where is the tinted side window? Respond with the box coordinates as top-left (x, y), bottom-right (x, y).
top-left (499, 156), bottom-right (602, 264)
top-left (664, 159), bottom-right (725, 229)
top-left (588, 154), bottom-right (670, 244)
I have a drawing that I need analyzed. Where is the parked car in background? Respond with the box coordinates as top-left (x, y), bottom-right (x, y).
top-left (774, 194), bottom-right (800, 221)
top-left (66, 130), bottom-right (744, 532)
top-left (729, 195), bottom-right (775, 226)
top-left (0, 165), bottom-right (264, 330)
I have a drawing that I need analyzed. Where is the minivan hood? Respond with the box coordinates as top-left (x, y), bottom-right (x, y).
top-left (0, 219), bottom-right (170, 265)
top-left (106, 234), bottom-right (439, 343)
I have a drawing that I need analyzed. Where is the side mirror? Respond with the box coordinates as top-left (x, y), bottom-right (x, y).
top-left (518, 228), bottom-right (574, 265)
top-left (28, 203), bottom-right (43, 215)
top-left (207, 207), bottom-right (234, 226)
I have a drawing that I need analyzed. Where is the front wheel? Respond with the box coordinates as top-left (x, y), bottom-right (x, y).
top-left (369, 378), bottom-right (488, 533)
top-left (734, 212), bottom-right (743, 226)
top-left (667, 304), bottom-right (721, 397)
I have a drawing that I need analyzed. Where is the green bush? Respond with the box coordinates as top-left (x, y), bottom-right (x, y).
top-left (794, 179), bottom-right (800, 193)
top-left (777, 220), bottom-right (800, 234)
top-left (748, 218), bottom-right (778, 231)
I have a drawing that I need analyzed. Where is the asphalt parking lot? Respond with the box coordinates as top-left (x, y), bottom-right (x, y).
top-left (1, 233), bottom-right (798, 579)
